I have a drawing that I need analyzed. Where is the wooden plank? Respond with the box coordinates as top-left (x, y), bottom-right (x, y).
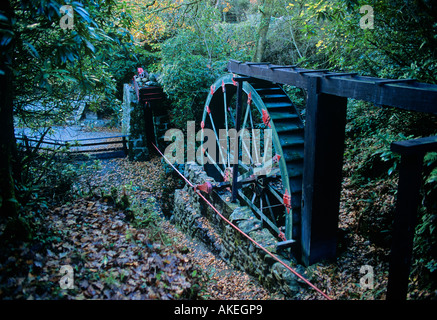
top-left (69, 147), bottom-right (125, 154)
top-left (16, 135), bottom-right (128, 154)
top-left (320, 77), bottom-right (437, 114)
top-left (16, 138), bottom-right (64, 146)
top-left (301, 77), bottom-right (348, 265)
top-left (64, 135), bottom-right (128, 142)
top-left (391, 135), bottom-right (437, 155)
top-left (71, 140), bottom-right (125, 148)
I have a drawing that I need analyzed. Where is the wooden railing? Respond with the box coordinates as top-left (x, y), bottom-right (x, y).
top-left (16, 135), bottom-right (129, 158)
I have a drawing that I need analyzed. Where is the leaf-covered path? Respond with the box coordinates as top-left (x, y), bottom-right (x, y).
top-left (0, 156), bottom-right (280, 300)
top-left (69, 156), bottom-right (281, 300)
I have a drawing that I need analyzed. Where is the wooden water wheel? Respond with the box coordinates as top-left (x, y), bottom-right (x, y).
top-left (200, 74), bottom-right (304, 242)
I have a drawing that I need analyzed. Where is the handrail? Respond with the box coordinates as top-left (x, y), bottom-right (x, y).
top-left (16, 135), bottom-right (129, 155)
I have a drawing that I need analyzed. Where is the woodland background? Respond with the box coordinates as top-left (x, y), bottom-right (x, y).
top-left (0, 0), bottom-right (436, 299)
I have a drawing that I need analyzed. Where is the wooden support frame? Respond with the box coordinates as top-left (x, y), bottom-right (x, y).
top-left (301, 77), bottom-right (348, 265)
top-left (228, 60), bottom-right (437, 114)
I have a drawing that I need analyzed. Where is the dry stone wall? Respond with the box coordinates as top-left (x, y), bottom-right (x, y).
top-left (121, 83), bottom-right (149, 161)
top-left (173, 162), bottom-right (312, 298)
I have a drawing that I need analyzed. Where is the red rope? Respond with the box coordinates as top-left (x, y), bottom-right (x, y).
top-left (152, 143), bottom-right (332, 300)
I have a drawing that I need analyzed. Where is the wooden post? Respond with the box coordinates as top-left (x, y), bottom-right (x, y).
top-left (386, 136), bottom-right (437, 299)
top-left (122, 136), bottom-right (128, 156)
top-left (386, 152), bottom-right (423, 300)
top-left (301, 76), bottom-right (348, 265)
top-left (385, 136), bottom-right (437, 300)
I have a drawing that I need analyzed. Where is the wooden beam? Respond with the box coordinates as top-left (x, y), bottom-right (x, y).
top-left (301, 77), bottom-right (348, 265)
top-left (391, 135), bottom-right (437, 155)
top-left (228, 60), bottom-right (437, 114)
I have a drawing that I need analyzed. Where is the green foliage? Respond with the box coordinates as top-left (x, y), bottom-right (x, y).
top-left (4, 0), bottom-right (138, 128)
top-left (424, 152), bottom-right (437, 194)
top-left (413, 151), bottom-right (437, 287)
top-left (157, 2), bottom-right (255, 129)
top-left (133, 196), bottom-right (160, 229)
top-left (281, 0), bottom-right (437, 82)
top-left (15, 150), bottom-right (78, 208)
top-left (413, 205), bottom-right (437, 295)
top-left (159, 43), bottom-right (225, 128)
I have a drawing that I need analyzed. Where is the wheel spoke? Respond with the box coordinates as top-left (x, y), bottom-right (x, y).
top-left (238, 190), bottom-right (280, 234)
top-left (223, 85), bottom-right (230, 167)
top-left (260, 195), bottom-right (264, 225)
top-left (205, 149), bottom-right (225, 177)
top-left (264, 192), bottom-right (277, 225)
top-left (262, 126), bottom-right (272, 165)
top-left (228, 105), bottom-right (236, 127)
top-left (208, 112), bottom-right (227, 165)
top-left (267, 183), bottom-right (283, 203)
top-left (237, 168), bottom-right (253, 182)
top-left (240, 99), bottom-right (255, 166)
top-left (249, 107), bottom-right (260, 165)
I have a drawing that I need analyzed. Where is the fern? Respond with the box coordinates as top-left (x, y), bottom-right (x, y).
top-left (424, 152), bottom-right (437, 167)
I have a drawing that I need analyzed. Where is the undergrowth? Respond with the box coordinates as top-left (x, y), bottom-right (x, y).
top-left (343, 99), bottom-right (437, 298)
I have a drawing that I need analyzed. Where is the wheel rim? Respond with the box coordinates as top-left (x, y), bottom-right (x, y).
top-left (200, 74), bottom-right (304, 241)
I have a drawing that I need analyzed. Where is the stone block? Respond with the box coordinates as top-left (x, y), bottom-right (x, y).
top-left (229, 207), bottom-right (253, 222)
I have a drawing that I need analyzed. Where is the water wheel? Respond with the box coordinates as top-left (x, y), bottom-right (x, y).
top-left (200, 74), bottom-right (305, 241)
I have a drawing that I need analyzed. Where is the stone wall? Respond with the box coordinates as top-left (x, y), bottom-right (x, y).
top-left (173, 162), bottom-right (313, 298)
top-left (121, 83), bottom-right (149, 161)
top-left (121, 84), bottom-right (134, 136)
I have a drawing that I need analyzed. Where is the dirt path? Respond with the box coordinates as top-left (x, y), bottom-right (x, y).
top-left (159, 218), bottom-right (282, 300)
top-left (72, 156), bottom-right (282, 300)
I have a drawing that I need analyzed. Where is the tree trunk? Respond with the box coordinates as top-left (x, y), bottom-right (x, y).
top-left (253, 0), bottom-right (273, 62)
top-left (0, 0), bottom-right (18, 218)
